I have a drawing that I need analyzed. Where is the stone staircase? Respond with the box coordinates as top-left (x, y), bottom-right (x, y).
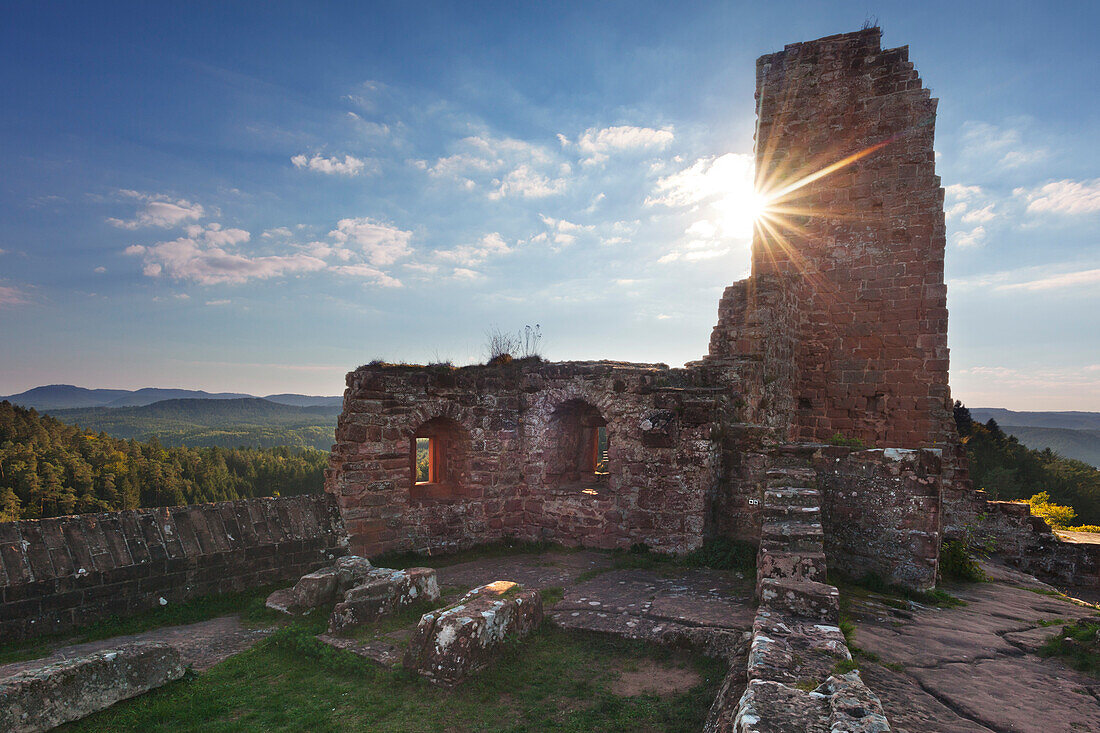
top-left (705, 444), bottom-right (892, 732)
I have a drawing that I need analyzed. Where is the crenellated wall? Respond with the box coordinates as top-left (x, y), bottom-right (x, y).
top-left (0, 493), bottom-right (346, 640)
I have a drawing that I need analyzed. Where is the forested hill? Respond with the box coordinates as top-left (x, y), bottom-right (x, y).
top-left (957, 402), bottom-right (1100, 526)
top-left (0, 401), bottom-right (326, 522)
top-left (47, 398), bottom-right (340, 451)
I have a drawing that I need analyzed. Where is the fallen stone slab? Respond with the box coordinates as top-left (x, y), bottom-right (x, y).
top-left (0, 642), bottom-right (184, 733)
top-left (328, 566), bottom-right (439, 633)
top-left (266, 555), bottom-right (377, 614)
top-left (403, 580), bottom-right (543, 687)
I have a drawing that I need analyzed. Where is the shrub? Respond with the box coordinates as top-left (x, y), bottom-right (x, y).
top-left (1029, 491), bottom-right (1077, 529)
top-left (939, 539), bottom-right (986, 583)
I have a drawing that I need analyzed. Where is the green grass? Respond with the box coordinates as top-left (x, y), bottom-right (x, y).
top-left (60, 625), bottom-right (725, 733)
top-left (371, 538), bottom-right (571, 570)
top-left (0, 586), bottom-right (282, 666)
top-left (830, 570), bottom-right (965, 609)
top-left (1038, 619), bottom-right (1100, 676)
top-left (575, 538), bottom-right (757, 583)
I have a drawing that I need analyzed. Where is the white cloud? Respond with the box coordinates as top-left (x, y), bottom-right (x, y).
top-left (451, 268), bottom-right (481, 280)
top-left (331, 264), bottom-right (402, 288)
top-left (571, 125), bottom-right (675, 165)
top-left (436, 232), bottom-right (511, 266)
top-left (328, 218), bottom-right (412, 265)
top-left (184, 223), bottom-right (251, 247)
top-left (205, 299), bottom-right (231, 306)
top-left (961, 204), bottom-right (995, 224)
top-left (952, 226), bottom-right (987, 249)
top-left (94, 266), bottom-right (106, 274)
top-left (997, 267), bottom-right (1100, 292)
top-left (960, 121), bottom-right (1047, 168)
top-left (0, 285), bottom-right (27, 307)
top-left (646, 153), bottom-right (754, 209)
top-left (423, 134), bottom-right (565, 200)
top-left (489, 165), bottom-right (565, 200)
top-left (125, 231), bottom-right (327, 285)
top-left (291, 153), bottom-right (374, 176)
top-left (262, 227), bottom-right (293, 238)
top-left (1014, 179), bottom-right (1100, 216)
top-left (106, 190), bottom-right (205, 229)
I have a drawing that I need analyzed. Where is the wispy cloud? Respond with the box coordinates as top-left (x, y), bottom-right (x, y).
top-left (1014, 178), bottom-right (1100, 216)
top-left (436, 232), bottom-right (511, 266)
top-left (106, 190), bottom-right (205, 229)
top-left (951, 226), bottom-right (987, 249)
top-left (125, 226), bottom-right (327, 285)
top-left (291, 153), bottom-right (375, 176)
top-left (950, 263), bottom-right (1100, 293)
top-left (0, 285), bottom-right (28, 307)
top-left (645, 153), bottom-right (754, 209)
top-left (331, 264), bottom-right (402, 288)
top-left (419, 134), bottom-right (565, 200)
top-left (567, 125), bottom-right (675, 166)
top-left (960, 121), bottom-right (1047, 169)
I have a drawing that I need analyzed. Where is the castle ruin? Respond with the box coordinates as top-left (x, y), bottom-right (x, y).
top-left (326, 28), bottom-right (959, 592)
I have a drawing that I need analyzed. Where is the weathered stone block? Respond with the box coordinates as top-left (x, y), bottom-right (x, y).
top-left (328, 566), bottom-right (439, 633)
top-left (758, 578), bottom-right (839, 622)
top-left (0, 642), bottom-right (184, 733)
top-left (403, 580), bottom-right (543, 686)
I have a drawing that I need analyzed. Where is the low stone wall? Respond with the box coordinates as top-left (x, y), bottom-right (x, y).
top-left (0, 494), bottom-right (347, 641)
top-left (817, 447), bottom-right (942, 591)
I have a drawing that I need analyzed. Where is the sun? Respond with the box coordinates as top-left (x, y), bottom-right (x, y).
top-left (713, 185), bottom-right (769, 240)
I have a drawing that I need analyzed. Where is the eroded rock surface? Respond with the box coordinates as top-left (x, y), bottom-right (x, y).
top-left (0, 642), bottom-right (184, 733)
top-left (403, 580), bottom-right (543, 686)
top-left (848, 561), bottom-right (1100, 733)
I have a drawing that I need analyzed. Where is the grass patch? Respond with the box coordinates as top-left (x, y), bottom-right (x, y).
top-left (830, 570), bottom-right (965, 609)
top-left (340, 599), bottom-right (446, 642)
top-left (0, 585), bottom-right (282, 666)
top-left (371, 538), bottom-right (570, 570)
top-left (541, 586), bottom-right (565, 606)
top-left (832, 659), bottom-right (859, 674)
top-left (576, 538), bottom-right (756, 584)
top-left (60, 625), bottom-right (725, 732)
top-left (938, 540), bottom-right (987, 583)
top-left (1038, 619), bottom-right (1100, 676)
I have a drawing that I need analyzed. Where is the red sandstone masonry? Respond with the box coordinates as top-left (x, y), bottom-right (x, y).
top-left (0, 494), bottom-right (347, 641)
top-left (706, 28), bottom-right (955, 453)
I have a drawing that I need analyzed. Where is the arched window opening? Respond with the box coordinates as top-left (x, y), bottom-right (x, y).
top-left (548, 400), bottom-right (610, 487)
top-left (409, 417), bottom-right (467, 497)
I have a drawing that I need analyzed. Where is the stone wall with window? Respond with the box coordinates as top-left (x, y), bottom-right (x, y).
top-left (325, 360), bottom-right (722, 557)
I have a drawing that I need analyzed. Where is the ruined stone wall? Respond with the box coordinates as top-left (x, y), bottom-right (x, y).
top-left (816, 447), bottom-right (942, 590)
top-left (712, 29), bottom-right (954, 452)
top-left (0, 494), bottom-right (345, 640)
top-left (326, 361), bottom-right (720, 558)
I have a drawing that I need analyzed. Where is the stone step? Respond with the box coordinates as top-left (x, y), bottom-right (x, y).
top-left (757, 577), bottom-right (840, 622)
top-left (762, 502), bottom-right (821, 521)
top-left (757, 549), bottom-right (827, 584)
top-left (763, 487), bottom-right (821, 507)
top-left (760, 520), bottom-right (824, 550)
top-left (766, 467), bottom-right (818, 488)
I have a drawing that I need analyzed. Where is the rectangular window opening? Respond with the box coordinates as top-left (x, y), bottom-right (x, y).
top-left (594, 426), bottom-right (609, 475)
top-left (415, 437), bottom-right (433, 484)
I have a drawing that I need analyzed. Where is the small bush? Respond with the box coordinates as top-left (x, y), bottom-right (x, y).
top-left (1067, 525), bottom-right (1100, 533)
top-left (939, 539), bottom-right (987, 583)
top-left (684, 537), bottom-right (757, 573)
top-left (1029, 491), bottom-right (1077, 529)
top-left (829, 433), bottom-right (865, 448)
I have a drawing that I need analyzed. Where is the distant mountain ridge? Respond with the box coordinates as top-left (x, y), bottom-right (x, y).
top-left (2, 384), bottom-right (341, 410)
top-left (970, 408), bottom-right (1100, 468)
top-left (45, 397), bottom-right (341, 451)
top-left (970, 408), bottom-right (1100, 431)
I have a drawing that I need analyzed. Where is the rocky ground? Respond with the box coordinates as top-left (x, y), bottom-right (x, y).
top-left (851, 562), bottom-right (1100, 733)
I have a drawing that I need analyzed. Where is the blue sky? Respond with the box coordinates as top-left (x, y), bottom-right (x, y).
top-left (0, 1), bottom-right (1097, 409)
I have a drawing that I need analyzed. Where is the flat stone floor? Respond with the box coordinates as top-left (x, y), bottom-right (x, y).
top-left (851, 561), bottom-right (1100, 733)
top-left (0, 615), bottom-right (274, 679)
